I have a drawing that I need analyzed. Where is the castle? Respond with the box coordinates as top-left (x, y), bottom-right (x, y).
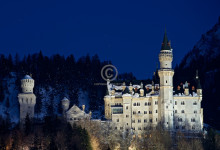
top-left (17, 31), bottom-right (203, 134)
top-left (104, 30), bottom-right (203, 133)
top-left (61, 97), bottom-right (91, 123)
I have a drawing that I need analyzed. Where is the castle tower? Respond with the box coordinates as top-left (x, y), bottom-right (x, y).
top-left (61, 97), bottom-right (70, 117)
top-left (18, 75), bottom-right (36, 122)
top-left (196, 70), bottom-right (202, 96)
top-left (158, 29), bottom-right (174, 130)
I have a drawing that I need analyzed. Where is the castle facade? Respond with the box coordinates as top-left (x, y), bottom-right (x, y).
top-left (104, 31), bottom-right (203, 134)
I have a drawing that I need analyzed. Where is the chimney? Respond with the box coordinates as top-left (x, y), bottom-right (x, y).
top-left (151, 81), bottom-right (154, 94)
top-left (129, 83), bottom-right (133, 93)
top-left (82, 105), bottom-right (85, 111)
top-left (111, 90), bottom-right (115, 95)
top-left (184, 88), bottom-right (189, 96)
top-left (184, 81), bottom-right (189, 96)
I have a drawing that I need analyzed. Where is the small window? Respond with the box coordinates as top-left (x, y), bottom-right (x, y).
top-left (133, 111), bottom-right (136, 114)
top-left (150, 119), bottom-right (152, 123)
top-left (191, 118), bottom-right (196, 122)
top-left (144, 119), bottom-right (147, 123)
top-left (175, 110), bottom-right (177, 113)
top-left (149, 111), bottom-right (152, 114)
top-left (126, 115), bottom-right (129, 118)
top-left (144, 111), bottom-right (147, 114)
top-left (115, 127), bottom-right (117, 130)
top-left (155, 110), bottom-right (158, 113)
top-left (120, 127), bottom-right (123, 130)
top-left (181, 110), bottom-right (185, 113)
top-left (178, 118), bottom-right (182, 122)
top-left (166, 80), bottom-right (167, 83)
top-left (155, 101), bottom-right (158, 105)
top-left (132, 119), bottom-right (135, 123)
top-left (148, 102), bottom-right (151, 106)
top-left (133, 103), bottom-right (136, 106)
top-left (117, 119), bottom-right (119, 122)
top-left (156, 118), bottom-right (157, 122)
top-left (126, 106), bottom-right (128, 110)
top-left (145, 102), bottom-right (148, 106)
top-left (137, 102), bottom-right (140, 106)
top-left (193, 102), bottom-right (197, 105)
top-left (175, 101), bottom-right (177, 105)
top-left (138, 127), bottom-right (141, 130)
top-left (138, 119), bottom-right (141, 123)
top-left (138, 111), bottom-right (140, 114)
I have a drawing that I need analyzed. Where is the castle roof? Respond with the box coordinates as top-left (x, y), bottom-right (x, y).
top-left (22, 75), bottom-right (33, 80)
top-left (161, 28), bottom-right (171, 50)
top-left (62, 97), bottom-right (69, 101)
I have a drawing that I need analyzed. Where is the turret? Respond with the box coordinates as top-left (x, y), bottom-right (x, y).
top-left (62, 97), bottom-right (70, 114)
top-left (159, 29), bottom-right (173, 69)
top-left (158, 29), bottom-right (174, 130)
top-left (196, 70), bottom-right (202, 96)
top-left (21, 75), bottom-right (34, 93)
top-left (18, 75), bottom-right (36, 123)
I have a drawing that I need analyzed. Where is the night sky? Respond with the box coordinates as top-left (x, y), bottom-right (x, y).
top-left (0, 0), bottom-right (219, 79)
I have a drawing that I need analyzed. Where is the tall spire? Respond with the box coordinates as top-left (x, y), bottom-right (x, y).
top-left (196, 70), bottom-right (202, 89)
top-left (161, 28), bottom-right (171, 50)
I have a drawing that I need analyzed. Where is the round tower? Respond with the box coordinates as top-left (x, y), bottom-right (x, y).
top-left (159, 29), bottom-right (173, 69)
top-left (158, 29), bottom-right (174, 130)
top-left (61, 97), bottom-right (70, 113)
top-left (18, 75), bottom-right (36, 122)
top-left (21, 75), bottom-right (34, 93)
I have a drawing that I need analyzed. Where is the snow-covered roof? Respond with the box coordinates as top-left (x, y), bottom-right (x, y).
top-left (62, 97), bottom-right (69, 101)
top-left (22, 75), bottom-right (33, 80)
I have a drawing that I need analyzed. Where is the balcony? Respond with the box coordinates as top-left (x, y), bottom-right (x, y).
top-left (112, 106), bottom-right (123, 114)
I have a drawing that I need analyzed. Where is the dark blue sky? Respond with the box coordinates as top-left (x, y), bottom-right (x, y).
top-left (0, 0), bottom-right (219, 79)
